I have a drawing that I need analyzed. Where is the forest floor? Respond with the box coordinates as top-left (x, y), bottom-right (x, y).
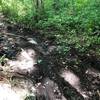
top-left (0, 13), bottom-right (100, 100)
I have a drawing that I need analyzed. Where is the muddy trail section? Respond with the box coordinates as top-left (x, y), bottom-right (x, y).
top-left (0, 13), bottom-right (100, 100)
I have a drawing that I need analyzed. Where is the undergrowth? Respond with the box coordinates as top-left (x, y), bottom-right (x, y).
top-left (0, 0), bottom-right (100, 55)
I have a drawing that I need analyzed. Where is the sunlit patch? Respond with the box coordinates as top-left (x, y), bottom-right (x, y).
top-left (27, 38), bottom-right (38, 45)
top-left (61, 69), bottom-right (80, 89)
top-left (6, 48), bottom-right (37, 74)
top-left (0, 47), bottom-right (37, 99)
top-left (60, 69), bottom-right (88, 98)
top-left (0, 78), bottom-right (36, 100)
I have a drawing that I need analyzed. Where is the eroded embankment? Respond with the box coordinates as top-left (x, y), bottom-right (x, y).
top-left (0, 13), bottom-right (100, 100)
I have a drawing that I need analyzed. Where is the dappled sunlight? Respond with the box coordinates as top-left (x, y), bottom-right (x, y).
top-left (6, 48), bottom-right (37, 74)
top-left (61, 69), bottom-right (80, 89)
top-left (27, 38), bottom-right (38, 45)
top-left (60, 69), bottom-right (88, 98)
top-left (0, 78), bottom-right (36, 100)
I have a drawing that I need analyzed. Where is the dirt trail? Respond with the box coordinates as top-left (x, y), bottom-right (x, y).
top-left (0, 13), bottom-right (100, 100)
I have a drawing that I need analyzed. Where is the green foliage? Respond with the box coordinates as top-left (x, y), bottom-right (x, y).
top-left (0, 0), bottom-right (100, 31)
top-left (0, 0), bottom-right (35, 25)
top-left (0, 0), bottom-right (100, 55)
top-left (56, 33), bottom-right (100, 54)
